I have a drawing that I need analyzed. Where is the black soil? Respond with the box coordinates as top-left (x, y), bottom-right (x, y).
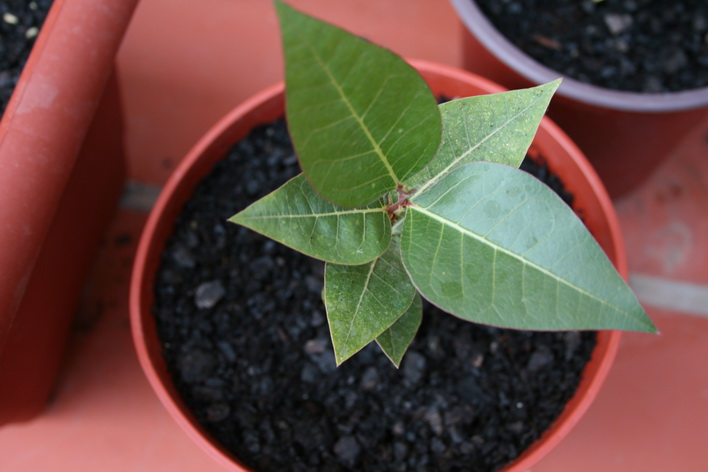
top-left (0, 0), bottom-right (53, 115)
top-left (153, 119), bottom-right (596, 472)
top-left (473, 0), bottom-right (708, 93)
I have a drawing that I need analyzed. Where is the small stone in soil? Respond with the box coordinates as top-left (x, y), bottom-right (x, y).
top-left (304, 338), bottom-right (328, 354)
top-left (604, 13), bottom-right (633, 35)
top-left (423, 407), bottom-right (444, 436)
top-left (402, 350), bottom-right (426, 386)
top-left (206, 402), bottom-right (230, 422)
top-left (527, 346), bottom-right (554, 372)
top-left (300, 362), bottom-right (319, 384)
top-left (360, 366), bottom-right (379, 390)
top-left (333, 435), bottom-right (361, 467)
top-left (217, 340), bottom-right (237, 363)
top-left (194, 280), bottom-right (226, 309)
top-left (177, 349), bottom-right (216, 384)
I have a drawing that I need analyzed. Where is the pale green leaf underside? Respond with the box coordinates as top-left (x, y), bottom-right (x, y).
top-left (276, 0), bottom-right (441, 208)
top-left (325, 242), bottom-right (417, 365)
top-left (375, 293), bottom-right (422, 368)
top-left (401, 162), bottom-right (656, 333)
top-left (406, 81), bottom-right (560, 195)
top-left (229, 174), bottom-right (390, 265)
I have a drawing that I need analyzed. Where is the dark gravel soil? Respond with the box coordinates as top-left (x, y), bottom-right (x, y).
top-left (0, 0), bottom-right (53, 115)
top-left (474, 0), bottom-right (708, 93)
top-left (152, 119), bottom-right (596, 472)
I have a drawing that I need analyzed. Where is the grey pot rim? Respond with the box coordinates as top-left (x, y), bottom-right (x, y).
top-left (450, 0), bottom-right (708, 112)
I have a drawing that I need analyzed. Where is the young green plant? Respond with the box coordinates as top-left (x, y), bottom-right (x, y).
top-left (230, 1), bottom-right (656, 367)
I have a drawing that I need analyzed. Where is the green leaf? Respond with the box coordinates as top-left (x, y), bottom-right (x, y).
top-left (401, 162), bottom-right (657, 333)
top-left (325, 241), bottom-right (417, 365)
top-left (375, 293), bottom-right (422, 368)
top-left (275, 0), bottom-right (441, 207)
top-left (406, 81), bottom-right (560, 195)
top-left (230, 174), bottom-right (390, 265)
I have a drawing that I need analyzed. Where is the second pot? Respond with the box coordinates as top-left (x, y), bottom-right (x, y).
top-left (449, 0), bottom-right (708, 198)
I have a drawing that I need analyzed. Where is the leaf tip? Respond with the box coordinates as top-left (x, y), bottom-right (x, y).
top-left (227, 212), bottom-right (243, 225)
top-left (621, 305), bottom-right (658, 334)
top-left (643, 319), bottom-right (660, 335)
top-left (628, 301), bottom-right (659, 334)
top-left (333, 349), bottom-right (351, 368)
top-left (538, 78), bottom-right (562, 97)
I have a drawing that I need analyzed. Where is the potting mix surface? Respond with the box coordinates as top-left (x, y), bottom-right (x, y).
top-left (474, 0), bottom-right (708, 93)
top-left (152, 119), bottom-right (595, 472)
top-left (0, 0), bottom-right (53, 114)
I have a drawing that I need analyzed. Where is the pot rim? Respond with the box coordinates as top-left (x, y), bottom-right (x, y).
top-left (449, 0), bottom-right (708, 112)
top-left (131, 59), bottom-right (624, 472)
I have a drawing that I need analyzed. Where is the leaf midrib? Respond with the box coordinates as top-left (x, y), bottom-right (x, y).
top-left (303, 36), bottom-right (400, 187)
top-left (342, 259), bottom-right (378, 347)
top-left (235, 207), bottom-right (386, 221)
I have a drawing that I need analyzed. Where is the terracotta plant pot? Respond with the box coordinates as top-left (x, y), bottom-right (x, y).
top-left (131, 60), bottom-right (623, 471)
top-left (0, 0), bottom-right (139, 424)
top-left (449, 0), bottom-right (708, 199)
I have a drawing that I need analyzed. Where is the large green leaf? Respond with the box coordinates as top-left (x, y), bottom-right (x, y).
top-left (229, 174), bottom-right (390, 265)
top-left (406, 81), bottom-right (560, 195)
top-left (325, 242), bottom-right (417, 365)
top-left (401, 162), bottom-right (656, 333)
top-left (375, 293), bottom-right (422, 368)
top-left (275, 0), bottom-right (441, 208)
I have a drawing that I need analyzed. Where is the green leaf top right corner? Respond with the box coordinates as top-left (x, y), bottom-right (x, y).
top-left (230, 0), bottom-right (657, 368)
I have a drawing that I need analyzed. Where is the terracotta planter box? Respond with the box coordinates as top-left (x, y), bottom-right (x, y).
top-left (449, 0), bottom-right (708, 198)
top-left (0, 0), bottom-right (139, 424)
top-left (131, 60), bottom-right (625, 472)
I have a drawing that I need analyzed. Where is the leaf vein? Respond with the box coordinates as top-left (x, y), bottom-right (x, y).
top-left (304, 37), bottom-right (400, 186)
top-left (410, 205), bottom-right (640, 322)
top-left (412, 92), bottom-right (550, 198)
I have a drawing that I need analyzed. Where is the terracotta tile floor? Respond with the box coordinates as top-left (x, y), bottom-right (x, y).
top-left (1, 1), bottom-right (707, 470)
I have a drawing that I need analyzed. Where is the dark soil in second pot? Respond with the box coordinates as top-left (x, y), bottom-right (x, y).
top-left (152, 119), bottom-right (596, 472)
top-left (473, 0), bottom-right (708, 93)
top-left (0, 0), bottom-right (53, 115)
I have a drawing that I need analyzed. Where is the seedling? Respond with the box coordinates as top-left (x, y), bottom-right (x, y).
top-left (231, 1), bottom-right (656, 367)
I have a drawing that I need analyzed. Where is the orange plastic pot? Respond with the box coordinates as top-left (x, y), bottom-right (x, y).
top-left (131, 60), bottom-right (623, 472)
top-left (449, 0), bottom-right (708, 199)
top-left (0, 0), bottom-right (139, 424)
